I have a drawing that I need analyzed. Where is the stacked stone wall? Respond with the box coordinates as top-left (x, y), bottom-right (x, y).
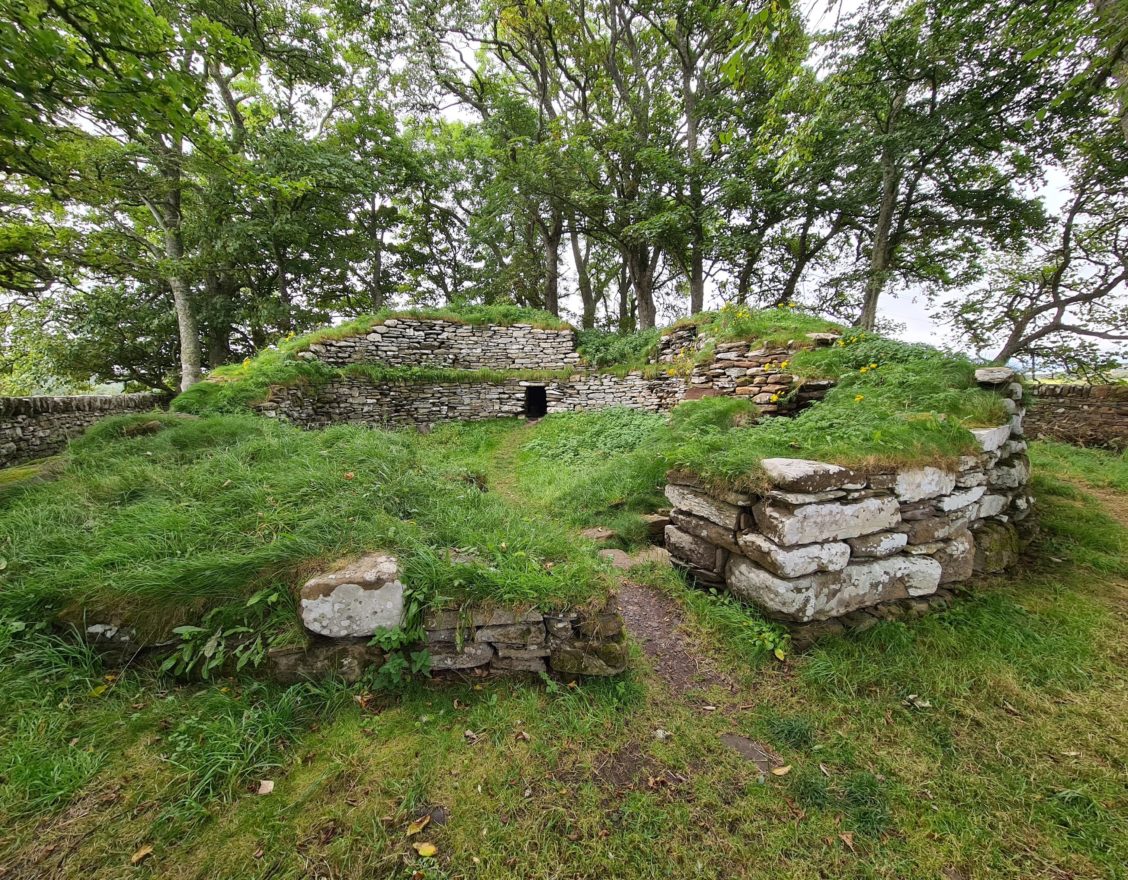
top-left (0, 393), bottom-right (165, 468)
top-left (664, 370), bottom-right (1031, 637)
top-left (304, 318), bottom-right (581, 370)
top-left (255, 372), bottom-right (687, 429)
top-left (1028, 383), bottom-right (1128, 450)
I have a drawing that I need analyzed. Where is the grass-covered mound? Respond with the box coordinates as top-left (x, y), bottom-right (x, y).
top-left (663, 332), bottom-right (1010, 489)
top-left (0, 413), bottom-right (616, 642)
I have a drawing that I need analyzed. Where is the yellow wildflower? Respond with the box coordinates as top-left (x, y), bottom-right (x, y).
top-left (770, 394), bottom-right (780, 403)
top-left (859, 366), bottom-right (868, 373)
top-left (854, 394), bottom-right (865, 402)
top-left (869, 362), bottom-right (877, 369)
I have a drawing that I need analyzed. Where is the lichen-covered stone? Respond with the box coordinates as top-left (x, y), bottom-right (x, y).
top-left (665, 525), bottom-right (725, 572)
top-left (664, 484), bottom-right (742, 529)
top-left (670, 510), bottom-right (741, 553)
top-left (974, 367), bottom-right (1016, 385)
top-left (934, 528), bottom-right (975, 583)
top-left (474, 622), bottom-right (546, 646)
top-left (737, 532), bottom-right (850, 577)
top-left (300, 553), bottom-right (405, 637)
top-left (759, 458), bottom-right (861, 493)
top-left (267, 641), bottom-right (383, 685)
top-left (894, 467), bottom-right (957, 502)
top-left (549, 640), bottom-right (628, 676)
top-left (975, 493), bottom-right (1010, 519)
top-left (752, 495), bottom-right (900, 546)
top-left (725, 554), bottom-right (941, 622)
top-left (936, 485), bottom-right (986, 512)
top-left (847, 531), bottom-right (908, 558)
top-left (971, 424), bottom-right (1011, 453)
top-left (972, 520), bottom-right (1020, 573)
top-left (430, 642), bottom-right (495, 670)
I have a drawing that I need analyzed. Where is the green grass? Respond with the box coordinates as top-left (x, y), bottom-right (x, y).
top-left (0, 442), bottom-right (1126, 878)
top-left (0, 413), bottom-right (616, 640)
top-left (664, 304), bottom-right (844, 347)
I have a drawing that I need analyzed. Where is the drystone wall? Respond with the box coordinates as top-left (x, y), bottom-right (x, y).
top-left (266, 603), bottom-right (628, 684)
top-left (262, 317), bottom-right (838, 430)
top-left (1028, 383), bottom-right (1128, 450)
top-left (659, 324), bottom-right (836, 414)
top-left (255, 372), bottom-right (687, 429)
top-left (302, 318), bottom-right (581, 370)
top-left (0, 393), bottom-right (165, 468)
top-left (664, 369), bottom-right (1031, 638)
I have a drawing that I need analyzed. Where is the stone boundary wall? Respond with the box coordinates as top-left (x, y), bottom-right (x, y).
top-left (664, 369), bottom-right (1031, 633)
top-left (266, 604), bottom-right (627, 684)
top-left (303, 318), bottom-right (581, 370)
top-left (0, 393), bottom-right (165, 468)
top-left (255, 372), bottom-right (687, 428)
top-left (1028, 383), bottom-right (1128, 450)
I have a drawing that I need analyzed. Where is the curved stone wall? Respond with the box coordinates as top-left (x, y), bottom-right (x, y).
top-left (0, 393), bottom-right (165, 468)
top-left (663, 370), bottom-right (1031, 632)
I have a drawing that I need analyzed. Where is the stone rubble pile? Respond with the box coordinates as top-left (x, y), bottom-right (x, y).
top-left (664, 369), bottom-right (1031, 629)
top-left (304, 318), bottom-right (581, 370)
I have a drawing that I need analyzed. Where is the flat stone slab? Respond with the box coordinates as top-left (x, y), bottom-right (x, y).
top-left (664, 484), bottom-right (742, 530)
top-left (975, 367), bottom-right (1016, 385)
top-left (971, 424), bottom-right (1011, 453)
top-left (847, 531), bottom-right (908, 558)
top-left (759, 458), bottom-right (860, 493)
top-left (737, 532), bottom-right (850, 578)
top-left (300, 553), bottom-right (406, 638)
top-left (725, 553), bottom-right (942, 622)
top-left (752, 495), bottom-right (900, 546)
top-left (894, 467), bottom-right (957, 502)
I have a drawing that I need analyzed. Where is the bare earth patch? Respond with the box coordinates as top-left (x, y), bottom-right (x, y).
top-left (615, 579), bottom-right (733, 696)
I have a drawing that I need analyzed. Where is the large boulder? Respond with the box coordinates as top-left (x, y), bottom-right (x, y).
top-left (300, 553), bottom-right (406, 638)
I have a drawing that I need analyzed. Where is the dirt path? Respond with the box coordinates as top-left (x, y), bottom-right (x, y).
top-left (615, 579), bottom-right (735, 697)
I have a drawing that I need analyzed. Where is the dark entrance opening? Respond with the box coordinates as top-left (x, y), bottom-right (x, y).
top-left (524, 385), bottom-right (548, 419)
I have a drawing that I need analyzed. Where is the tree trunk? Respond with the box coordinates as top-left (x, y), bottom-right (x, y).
top-left (159, 157), bottom-right (201, 391)
top-left (859, 90), bottom-right (907, 331)
top-left (617, 263), bottom-right (634, 332)
top-left (542, 211), bottom-right (563, 316)
top-left (682, 49), bottom-right (705, 314)
top-left (626, 245), bottom-right (658, 330)
top-left (570, 227), bottom-right (598, 328)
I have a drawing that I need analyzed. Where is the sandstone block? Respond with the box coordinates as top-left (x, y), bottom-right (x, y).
top-left (725, 554), bottom-right (942, 622)
top-left (752, 495), bottom-right (900, 546)
top-left (759, 458), bottom-right (862, 493)
top-left (670, 510), bottom-right (740, 553)
top-left (974, 367), bottom-right (1016, 385)
top-left (936, 485), bottom-right (986, 512)
top-left (935, 528), bottom-right (975, 583)
top-left (665, 525), bottom-right (724, 572)
top-left (847, 531), bottom-right (908, 558)
top-left (894, 467), bottom-right (957, 502)
top-left (972, 520), bottom-right (1019, 573)
top-left (971, 424), bottom-right (1011, 453)
top-left (664, 484), bottom-right (743, 529)
top-left (975, 493), bottom-right (1010, 519)
top-left (429, 642), bottom-right (495, 670)
top-left (737, 532), bottom-right (850, 577)
top-left (300, 553), bottom-right (406, 638)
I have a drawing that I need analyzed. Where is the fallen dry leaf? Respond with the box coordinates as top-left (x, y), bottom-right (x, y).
top-left (839, 831), bottom-right (856, 852)
top-left (405, 815), bottom-right (431, 836)
top-left (514, 730), bottom-right (531, 742)
top-left (130, 844), bottom-right (154, 866)
top-left (771, 765), bottom-right (793, 776)
top-left (412, 841), bottom-right (438, 857)
top-left (257, 779), bottom-right (275, 795)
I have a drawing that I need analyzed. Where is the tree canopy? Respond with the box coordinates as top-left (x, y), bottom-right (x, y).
top-left (1, 0), bottom-right (1125, 392)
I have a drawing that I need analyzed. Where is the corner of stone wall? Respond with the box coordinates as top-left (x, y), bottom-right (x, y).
top-left (663, 368), bottom-right (1032, 643)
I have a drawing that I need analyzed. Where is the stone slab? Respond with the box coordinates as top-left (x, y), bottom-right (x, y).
top-left (752, 495), bottom-right (900, 546)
